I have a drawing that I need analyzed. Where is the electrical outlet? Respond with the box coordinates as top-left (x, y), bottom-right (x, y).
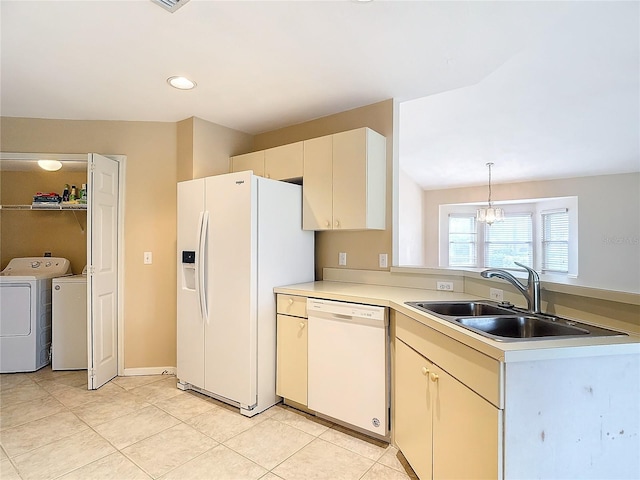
top-left (490, 288), bottom-right (504, 302)
top-left (436, 281), bottom-right (454, 291)
top-left (144, 251), bottom-right (153, 265)
top-left (379, 253), bottom-right (388, 268)
top-left (338, 252), bottom-right (347, 266)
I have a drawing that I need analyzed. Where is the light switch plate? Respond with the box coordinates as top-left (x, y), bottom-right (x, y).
top-left (379, 253), bottom-right (388, 268)
top-left (338, 252), bottom-right (347, 266)
top-left (144, 251), bottom-right (153, 265)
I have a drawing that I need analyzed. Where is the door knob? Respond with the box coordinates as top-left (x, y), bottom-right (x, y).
top-left (429, 372), bottom-right (439, 383)
top-left (288, 298), bottom-right (294, 305)
top-left (299, 322), bottom-right (305, 329)
top-left (421, 366), bottom-right (429, 376)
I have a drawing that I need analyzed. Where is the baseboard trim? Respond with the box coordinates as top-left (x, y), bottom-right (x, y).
top-left (122, 366), bottom-right (176, 376)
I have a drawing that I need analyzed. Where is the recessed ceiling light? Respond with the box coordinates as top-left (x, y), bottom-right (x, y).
top-left (167, 76), bottom-right (196, 90)
top-left (37, 160), bottom-right (63, 171)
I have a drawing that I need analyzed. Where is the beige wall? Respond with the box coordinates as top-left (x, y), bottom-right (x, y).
top-left (254, 99), bottom-right (394, 279)
top-left (177, 117), bottom-right (254, 181)
top-left (176, 118), bottom-right (194, 182)
top-left (1, 117), bottom-right (178, 369)
top-left (1, 170), bottom-right (88, 274)
top-left (422, 172), bottom-right (640, 293)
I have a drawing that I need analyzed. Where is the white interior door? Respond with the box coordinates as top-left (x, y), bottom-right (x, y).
top-left (87, 153), bottom-right (119, 389)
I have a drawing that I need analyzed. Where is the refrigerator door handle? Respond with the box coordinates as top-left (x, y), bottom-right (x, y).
top-left (196, 211), bottom-right (209, 324)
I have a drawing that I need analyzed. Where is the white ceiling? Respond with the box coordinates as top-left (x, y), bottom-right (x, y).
top-left (399, 1), bottom-right (640, 189)
top-left (1, 1), bottom-right (638, 187)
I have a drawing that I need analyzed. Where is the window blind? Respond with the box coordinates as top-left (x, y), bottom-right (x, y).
top-left (484, 213), bottom-right (533, 268)
top-left (542, 209), bottom-right (569, 273)
top-left (448, 214), bottom-right (477, 267)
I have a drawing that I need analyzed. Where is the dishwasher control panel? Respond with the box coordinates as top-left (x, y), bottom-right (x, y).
top-left (306, 298), bottom-right (386, 321)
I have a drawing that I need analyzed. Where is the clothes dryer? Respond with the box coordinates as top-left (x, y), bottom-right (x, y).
top-left (0, 257), bottom-right (71, 372)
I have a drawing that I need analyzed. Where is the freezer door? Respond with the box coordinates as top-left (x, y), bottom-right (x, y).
top-left (177, 178), bottom-right (206, 388)
top-left (204, 171), bottom-right (257, 408)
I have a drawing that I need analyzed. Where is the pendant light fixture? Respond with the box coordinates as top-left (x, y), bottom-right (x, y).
top-left (476, 162), bottom-right (504, 225)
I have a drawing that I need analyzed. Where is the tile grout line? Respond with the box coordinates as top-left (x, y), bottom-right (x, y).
top-left (3, 370), bottom-right (416, 480)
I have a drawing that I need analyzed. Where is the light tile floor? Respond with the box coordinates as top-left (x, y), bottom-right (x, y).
top-left (0, 368), bottom-right (417, 480)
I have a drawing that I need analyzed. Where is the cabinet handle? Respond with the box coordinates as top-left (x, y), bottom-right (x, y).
top-left (421, 367), bottom-right (429, 376)
top-left (288, 298), bottom-right (294, 305)
top-left (266, 174), bottom-right (271, 179)
top-left (429, 372), bottom-right (439, 383)
top-left (325, 220), bottom-right (330, 228)
top-left (335, 220), bottom-right (340, 228)
top-left (299, 322), bottom-right (305, 329)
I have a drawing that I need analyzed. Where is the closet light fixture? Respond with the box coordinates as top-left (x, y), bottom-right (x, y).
top-left (477, 162), bottom-right (504, 225)
top-left (167, 76), bottom-right (196, 90)
top-left (37, 160), bottom-right (63, 172)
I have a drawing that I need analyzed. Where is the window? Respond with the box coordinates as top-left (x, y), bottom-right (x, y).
top-left (484, 213), bottom-right (533, 268)
top-left (448, 214), bottom-right (477, 267)
top-left (541, 209), bottom-right (569, 273)
top-left (441, 197), bottom-right (577, 275)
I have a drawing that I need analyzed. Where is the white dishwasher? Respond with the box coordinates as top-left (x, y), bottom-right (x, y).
top-left (307, 298), bottom-right (389, 439)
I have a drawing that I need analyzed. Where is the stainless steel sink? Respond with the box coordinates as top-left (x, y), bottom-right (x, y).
top-left (456, 316), bottom-right (590, 340)
top-left (405, 301), bottom-right (627, 342)
top-left (408, 301), bottom-right (514, 317)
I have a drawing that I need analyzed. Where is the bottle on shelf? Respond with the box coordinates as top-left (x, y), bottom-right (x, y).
top-left (69, 185), bottom-right (77, 201)
top-left (62, 184), bottom-right (70, 202)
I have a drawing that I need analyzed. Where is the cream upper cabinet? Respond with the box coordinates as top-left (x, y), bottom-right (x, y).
top-left (302, 135), bottom-right (333, 230)
top-left (230, 142), bottom-right (302, 181)
top-left (265, 142), bottom-right (303, 181)
top-left (303, 127), bottom-right (386, 231)
top-left (395, 313), bottom-right (501, 480)
top-left (333, 128), bottom-right (386, 230)
top-left (276, 294), bottom-right (308, 406)
top-left (230, 151), bottom-right (265, 177)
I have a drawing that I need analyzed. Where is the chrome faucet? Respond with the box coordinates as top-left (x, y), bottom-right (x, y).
top-left (481, 262), bottom-right (542, 314)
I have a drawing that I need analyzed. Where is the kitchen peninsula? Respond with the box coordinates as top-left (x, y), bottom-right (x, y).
top-left (274, 275), bottom-right (640, 479)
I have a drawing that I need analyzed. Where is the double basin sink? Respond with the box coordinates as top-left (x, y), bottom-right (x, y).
top-left (406, 301), bottom-right (627, 342)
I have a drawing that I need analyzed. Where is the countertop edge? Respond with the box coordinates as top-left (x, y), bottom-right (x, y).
top-left (274, 281), bottom-right (640, 362)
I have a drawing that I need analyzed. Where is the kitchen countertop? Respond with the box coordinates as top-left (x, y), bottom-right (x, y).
top-left (274, 281), bottom-right (640, 363)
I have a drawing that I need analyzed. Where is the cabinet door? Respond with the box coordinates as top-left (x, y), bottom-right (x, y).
top-left (332, 128), bottom-right (367, 229)
top-left (302, 135), bottom-right (333, 230)
top-left (231, 151), bottom-right (265, 176)
top-left (276, 314), bottom-right (308, 405)
top-left (395, 339), bottom-right (433, 480)
top-left (276, 294), bottom-right (307, 318)
top-left (432, 364), bottom-right (502, 480)
top-left (265, 142), bottom-right (303, 180)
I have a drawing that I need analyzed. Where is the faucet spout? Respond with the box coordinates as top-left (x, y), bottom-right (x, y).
top-left (481, 262), bottom-right (541, 314)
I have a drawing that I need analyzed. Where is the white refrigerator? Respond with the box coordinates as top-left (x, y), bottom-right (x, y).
top-left (176, 171), bottom-right (314, 417)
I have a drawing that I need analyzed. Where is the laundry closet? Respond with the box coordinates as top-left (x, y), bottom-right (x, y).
top-left (0, 155), bottom-right (88, 372)
top-left (0, 162), bottom-right (87, 271)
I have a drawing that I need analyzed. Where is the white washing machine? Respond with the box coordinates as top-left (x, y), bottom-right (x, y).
top-left (0, 257), bottom-right (71, 373)
top-left (52, 269), bottom-right (88, 370)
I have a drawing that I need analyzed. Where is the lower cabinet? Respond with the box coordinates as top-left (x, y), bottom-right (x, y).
top-left (276, 295), bottom-right (308, 406)
top-left (395, 321), bottom-right (502, 479)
